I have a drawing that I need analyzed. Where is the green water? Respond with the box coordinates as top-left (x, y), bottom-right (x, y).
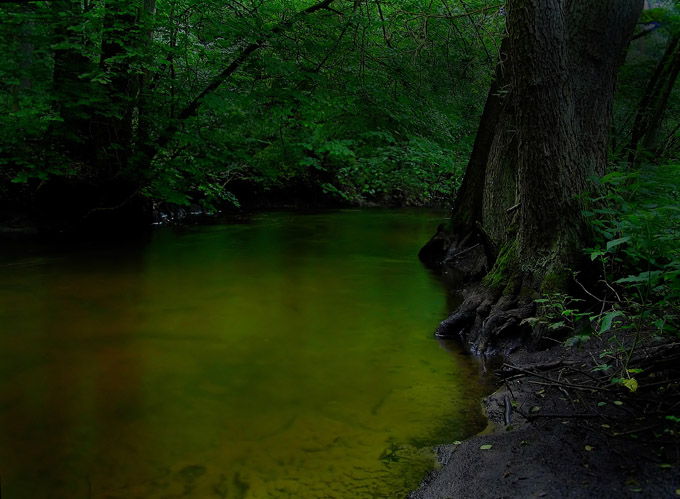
top-left (0, 209), bottom-right (492, 499)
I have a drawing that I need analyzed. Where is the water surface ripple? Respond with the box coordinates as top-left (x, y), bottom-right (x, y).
top-left (0, 209), bottom-right (492, 498)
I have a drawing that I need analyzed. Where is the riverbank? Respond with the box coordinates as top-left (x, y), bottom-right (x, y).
top-left (0, 192), bottom-right (435, 241)
top-left (410, 335), bottom-right (680, 498)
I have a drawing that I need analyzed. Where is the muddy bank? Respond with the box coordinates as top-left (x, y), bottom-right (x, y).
top-left (409, 340), bottom-right (680, 499)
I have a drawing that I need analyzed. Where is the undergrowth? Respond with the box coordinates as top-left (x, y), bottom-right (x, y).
top-left (532, 161), bottom-right (680, 392)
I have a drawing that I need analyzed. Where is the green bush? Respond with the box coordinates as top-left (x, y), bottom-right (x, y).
top-left (584, 162), bottom-right (680, 337)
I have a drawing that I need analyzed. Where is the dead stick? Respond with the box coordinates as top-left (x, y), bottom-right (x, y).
top-left (528, 413), bottom-right (602, 420)
top-left (504, 394), bottom-right (512, 425)
top-left (503, 364), bottom-right (607, 391)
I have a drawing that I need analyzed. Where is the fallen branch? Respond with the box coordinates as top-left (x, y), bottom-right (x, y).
top-left (503, 363), bottom-right (607, 391)
top-left (504, 394), bottom-right (512, 425)
top-left (611, 422), bottom-right (663, 437)
top-left (498, 359), bottom-right (572, 377)
top-left (527, 412), bottom-right (602, 421)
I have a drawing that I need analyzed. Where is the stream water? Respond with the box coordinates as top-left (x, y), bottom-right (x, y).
top-left (0, 209), bottom-right (493, 498)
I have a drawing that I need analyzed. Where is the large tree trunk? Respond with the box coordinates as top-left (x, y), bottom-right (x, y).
top-left (421, 0), bottom-right (643, 354)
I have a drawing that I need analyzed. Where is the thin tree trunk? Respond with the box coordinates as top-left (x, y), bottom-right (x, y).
top-left (449, 37), bottom-right (510, 238)
top-left (627, 33), bottom-right (680, 162)
top-left (133, 0), bottom-right (157, 157)
top-left (51, 0), bottom-right (92, 149)
top-left (94, 0), bottom-right (140, 177)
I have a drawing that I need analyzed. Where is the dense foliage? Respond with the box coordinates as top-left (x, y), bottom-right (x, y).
top-left (585, 2), bottom-right (680, 343)
top-left (0, 0), bottom-right (503, 222)
top-left (586, 163), bottom-right (680, 335)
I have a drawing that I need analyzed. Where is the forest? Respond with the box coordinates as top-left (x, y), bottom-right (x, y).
top-left (1, 0), bottom-right (680, 497)
top-left (0, 1), bottom-right (676, 227)
top-left (1, 0), bottom-right (503, 230)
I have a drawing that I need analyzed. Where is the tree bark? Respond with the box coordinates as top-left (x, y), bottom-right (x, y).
top-left (51, 0), bottom-right (93, 149)
top-left (93, 0), bottom-right (144, 178)
top-left (422, 0), bottom-right (643, 354)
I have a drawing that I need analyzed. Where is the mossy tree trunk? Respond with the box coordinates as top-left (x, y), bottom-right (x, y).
top-left (421, 0), bottom-right (643, 354)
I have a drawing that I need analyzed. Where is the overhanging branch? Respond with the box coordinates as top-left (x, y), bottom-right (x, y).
top-left (145, 0), bottom-right (338, 161)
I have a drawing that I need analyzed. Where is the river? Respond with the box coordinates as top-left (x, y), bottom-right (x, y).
top-left (0, 209), bottom-right (492, 498)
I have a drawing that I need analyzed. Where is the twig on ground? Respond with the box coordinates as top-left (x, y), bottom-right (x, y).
top-left (612, 422), bottom-right (663, 437)
top-left (527, 412), bottom-right (602, 421)
top-left (503, 363), bottom-right (607, 391)
top-left (504, 394), bottom-right (512, 425)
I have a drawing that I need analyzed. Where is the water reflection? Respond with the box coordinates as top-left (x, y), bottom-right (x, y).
top-left (0, 209), bottom-right (494, 498)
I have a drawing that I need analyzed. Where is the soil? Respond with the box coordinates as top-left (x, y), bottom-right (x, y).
top-left (409, 337), bottom-right (680, 499)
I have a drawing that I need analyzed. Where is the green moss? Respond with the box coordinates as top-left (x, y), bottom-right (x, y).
top-left (519, 285), bottom-right (537, 301)
top-left (483, 240), bottom-right (518, 293)
top-left (540, 269), bottom-right (570, 295)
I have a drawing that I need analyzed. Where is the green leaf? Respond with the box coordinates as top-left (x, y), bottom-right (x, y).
top-left (565, 335), bottom-right (590, 348)
top-left (622, 378), bottom-right (638, 392)
top-left (599, 311), bottom-right (623, 334)
top-left (11, 172), bottom-right (30, 184)
top-left (520, 317), bottom-right (539, 326)
top-left (587, 249), bottom-right (603, 262)
top-left (299, 156), bottom-right (324, 170)
top-left (606, 236), bottom-right (631, 251)
top-left (479, 444), bottom-right (492, 450)
top-left (616, 271), bottom-right (663, 284)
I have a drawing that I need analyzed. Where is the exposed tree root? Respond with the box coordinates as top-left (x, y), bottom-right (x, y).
top-left (434, 280), bottom-right (535, 355)
top-left (421, 224), bottom-right (578, 355)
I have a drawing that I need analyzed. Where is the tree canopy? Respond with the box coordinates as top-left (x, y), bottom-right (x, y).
top-left (0, 0), bottom-right (503, 227)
